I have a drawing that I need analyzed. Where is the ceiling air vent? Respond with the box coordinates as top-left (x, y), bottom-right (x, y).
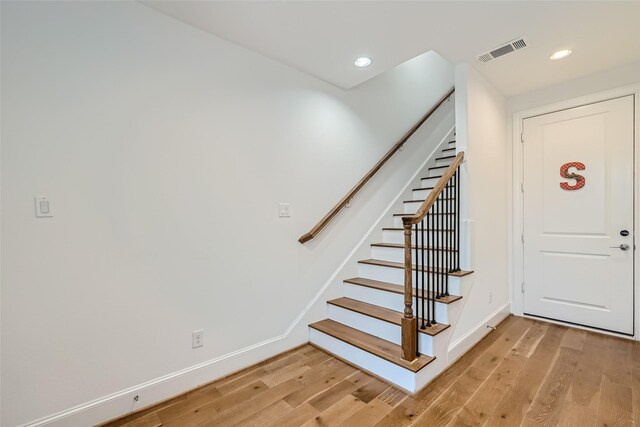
top-left (476, 37), bottom-right (528, 63)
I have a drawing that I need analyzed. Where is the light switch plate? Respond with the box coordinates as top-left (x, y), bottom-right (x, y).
top-left (278, 203), bottom-right (291, 218)
top-left (35, 196), bottom-right (53, 218)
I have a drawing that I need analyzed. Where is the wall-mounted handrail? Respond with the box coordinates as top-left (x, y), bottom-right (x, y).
top-left (400, 151), bottom-right (464, 361)
top-left (298, 87), bottom-right (455, 244)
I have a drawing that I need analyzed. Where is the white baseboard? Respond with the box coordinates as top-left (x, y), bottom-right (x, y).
top-left (447, 302), bottom-right (511, 363)
top-left (20, 128), bottom-right (457, 427)
top-left (21, 333), bottom-right (307, 427)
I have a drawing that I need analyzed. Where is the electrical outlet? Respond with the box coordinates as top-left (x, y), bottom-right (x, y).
top-left (132, 395), bottom-right (141, 409)
top-left (192, 330), bottom-right (204, 348)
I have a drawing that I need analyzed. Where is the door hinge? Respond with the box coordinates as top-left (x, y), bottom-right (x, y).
top-left (521, 234), bottom-right (525, 243)
top-left (521, 182), bottom-right (524, 192)
top-left (521, 282), bottom-right (525, 293)
top-left (520, 132), bottom-right (524, 143)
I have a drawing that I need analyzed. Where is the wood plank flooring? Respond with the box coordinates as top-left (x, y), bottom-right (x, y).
top-left (102, 316), bottom-right (640, 427)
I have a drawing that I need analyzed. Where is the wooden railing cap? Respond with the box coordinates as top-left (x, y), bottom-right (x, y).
top-left (402, 151), bottom-right (464, 227)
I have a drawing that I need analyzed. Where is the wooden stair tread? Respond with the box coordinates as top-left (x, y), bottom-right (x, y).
top-left (358, 259), bottom-right (473, 277)
top-left (422, 174), bottom-right (443, 180)
top-left (412, 184), bottom-right (456, 191)
top-left (429, 165), bottom-right (451, 170)
top-left (442, 147), bottom-right (455, 152)
top-left (343, 277), bottom-right (462, 304)
top-left (383, 227), bottom-right (455, 232)
top-left (404, 198), bottom-right (454, 204)
top-left (372, 242), bottom-right (458, 252)
top-left (436, 155), bottom-right (456, 161)
top-left (328, 297), bottom-right (451, 336)
top-left (309, 319), bottom-right (435, 372)
top-left (393, 212), bottom-right (455, 216)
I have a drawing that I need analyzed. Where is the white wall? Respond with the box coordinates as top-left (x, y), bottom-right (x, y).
top-left (449, 64), bottom-right (510, 347)
top-left (507, 60), bottom-right (640, 113)
top-left (0, 2), bottom-right (454, 425)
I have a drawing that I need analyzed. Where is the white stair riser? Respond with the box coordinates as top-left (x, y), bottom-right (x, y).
top-left (404, 202), bottom-right (456, 214)
top-left (343, 283), bottom-right (449, 324)
top-left (412, 188), bottom-right (432, 200)
top-left (448, 141), bottom-right (456, 148)
top-left (357, 263), bottom-right (461, 295)
top-left (383, 229), bottom-right (454, 245)
top-left (371, 246), bottom-right (458, 269)
top-left (421, 178), bottom-right (457, 188)
top-left (393, 214), bottom-right (457, 228)
top-left (435, 159), bottom-right (454, 167)
top-left (327, 305), bottom-right (437, 356)
top-left (421, 177), bottom-right (442, 188)
top-left (393, 214), bottom-right (457, 227)
top-left (428, 168), bottom-right (448, 178)
top-left (309, 328), bottom-right (417, 392)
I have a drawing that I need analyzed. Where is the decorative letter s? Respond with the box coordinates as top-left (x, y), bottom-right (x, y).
top-left (560, 162), bottom-right (585, 191)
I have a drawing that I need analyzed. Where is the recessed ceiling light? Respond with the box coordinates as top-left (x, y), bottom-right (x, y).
top-left (354, 57), bottom-right (372, 68)
top-left (550, 49), bottom-right (572, 61)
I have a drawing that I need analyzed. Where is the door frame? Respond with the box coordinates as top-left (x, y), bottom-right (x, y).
top-left (510, 83), bottom-right (640, 339)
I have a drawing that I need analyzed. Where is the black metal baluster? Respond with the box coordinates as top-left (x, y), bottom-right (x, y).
top-left (436, 193), bottom-right (441, 300)
top-left (426, 211), bottom-right (431, 327)
top-left (436, 194), bottom-right (439, 299)
top-left (444, 186), bottom-right (449, 297)
top-left (446, 177), bottom-right (451, 296)
top-left (420, 219), bottom-right (425, 330)
top-left (441, 193), bottom-right (444, 298)
top-left (447, 178), bottom-right (455, 274)
top-left (414, 221), bottom-right (419, 353)
top-left (430, 205), bottom-right (436, 325)
top-left (456, 167), bottom-right (461, 271)
top-left (453, 174), bottom-right (457, 274)
top-left (444, 180), bottom-right (448, 297)
top-left (445, 183), bottom-right (449, 295)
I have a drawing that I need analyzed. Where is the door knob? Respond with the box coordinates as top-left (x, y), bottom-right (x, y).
top-left (610, 244), bottom-right (630, 251)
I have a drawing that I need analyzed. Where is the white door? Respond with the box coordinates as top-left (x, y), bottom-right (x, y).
top-left (523, 95), bottom-right (635, 335)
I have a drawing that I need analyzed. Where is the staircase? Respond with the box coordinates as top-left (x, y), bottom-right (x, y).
top-left (308, 137), bottom-right (475, 394)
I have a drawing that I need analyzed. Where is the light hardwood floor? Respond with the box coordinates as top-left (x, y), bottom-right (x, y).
top-left (102, 316), bottom-right (640, 426)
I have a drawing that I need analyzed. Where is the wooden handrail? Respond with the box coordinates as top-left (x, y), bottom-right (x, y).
top-left (402, 151), bottom-right (464, 227)
top-left (400, 150), bottom-right (464, 361)
top-left (298, 87), bottom-right (455, 244)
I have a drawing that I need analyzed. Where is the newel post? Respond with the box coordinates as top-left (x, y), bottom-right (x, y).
top-left (401, 220), bottom-right (417, 361)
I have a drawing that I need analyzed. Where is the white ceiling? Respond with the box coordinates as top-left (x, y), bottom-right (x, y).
top-left (143, 1), bottom-right (640, 96)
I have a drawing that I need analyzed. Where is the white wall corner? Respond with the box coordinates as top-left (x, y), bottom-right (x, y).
top-left (453, 63), bottom-right (469, 153)
top-left (447, 302), bottom-right (511, 363)
top-left (460, 219), bottom-right (474, 271)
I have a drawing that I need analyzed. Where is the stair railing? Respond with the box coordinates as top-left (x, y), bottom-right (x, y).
top-left (298, 87), bottom-right (455, 244)
top-left (400, 151), bottom-right (464, 361)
